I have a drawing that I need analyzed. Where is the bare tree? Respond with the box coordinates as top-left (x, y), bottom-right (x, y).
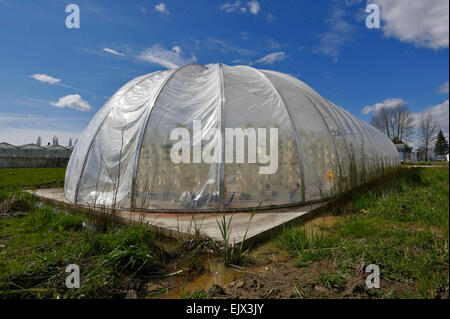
top-left (52, 135), bottom-right (59, 146)
top-left (417, 112), bottom-right (439, 161)
top-left (68, 138), bottom-right (73, 147)
top-left (370, 111), bottom-right (387, 135)
top-left (391, 105), bottom-right (415, 143)
top-left (370, 107), bottom-right (393, 138)
top-left (370, 103), bottom-right (415, 142)
top-left (36, 136), bottom-right (42, 146)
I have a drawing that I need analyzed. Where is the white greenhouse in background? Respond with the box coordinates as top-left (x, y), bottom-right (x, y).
top-left (65, 63), bottom-right (399, 212)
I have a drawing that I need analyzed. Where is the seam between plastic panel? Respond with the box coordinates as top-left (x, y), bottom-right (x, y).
top-left (130, 64), bottom-right (208, 209)
top-left (274, 72), bottom-right (348, 179)
top-left (326, 101), bottom-right (358, 149)
top-left (323, 100), bottom-right (352, 157)
top-left (74, 72), bottom-right (160, 204)
top-left (324, 101), bottom-right (357, 184)
top-left (359, 120), bottom-right (385, 168)
top-left (337, 105), bottom-right (376, 163)
top-left (296, 91), bottom-right (344, 185)
top-left (327, 101), bottom-right (366, 167)
top-left (333, 103), bottom-right (382, 180)
top-left (218, 63), bottom-right (226, 211)
top-left (250, 68), bottom-right (306, 202)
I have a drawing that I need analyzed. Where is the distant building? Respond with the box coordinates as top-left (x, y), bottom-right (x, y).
top-left (394, 141), bottom-right (413, 162)
top-left (416, 147), bottom-right (437, 162)
top-left (0, 142), bottom-right (72, 168)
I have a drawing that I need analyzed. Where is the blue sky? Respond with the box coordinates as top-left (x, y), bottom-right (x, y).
top-left (0, 0), bottom-right (448, 146)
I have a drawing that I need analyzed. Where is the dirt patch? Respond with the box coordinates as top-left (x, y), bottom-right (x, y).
top-left (192, 257), bottom-right (401, 299)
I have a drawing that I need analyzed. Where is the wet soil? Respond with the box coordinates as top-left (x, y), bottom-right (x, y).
top-left (139, 214), bottom-right (351, 299)
top-left (102, 211), bottom-right (449, 299)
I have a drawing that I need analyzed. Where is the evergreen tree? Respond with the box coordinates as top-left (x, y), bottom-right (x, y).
top-left (434, 130), bottom-right (449, 156)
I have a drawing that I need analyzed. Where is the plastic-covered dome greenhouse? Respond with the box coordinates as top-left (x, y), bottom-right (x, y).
top-left (65, 63), bottom-right (399, 212)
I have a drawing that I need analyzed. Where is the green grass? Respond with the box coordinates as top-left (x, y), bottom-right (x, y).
top-left (1, 166), bottom-right (448, 299)
top-left (0, 168), bottom-right (217, 299)
top-left (279, 167), bottom-right (449, 298)
top-left (351, 168), bottom-right (449, 226)
top-left (0, 168), bottom-right (66, 190)
top-left (179, 287), bottom-right (210, 299)
top-left (403, 161), bottom-right (448, 166)
top-left (317, 272), bottom-right (347, 291)
top-left (278, 228), bottom-right (337, 267)
top-left (0, 192), bottom-right (165, 298)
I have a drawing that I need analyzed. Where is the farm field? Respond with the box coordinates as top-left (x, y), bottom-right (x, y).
top-left (0, 168), bottom-right (65, 190)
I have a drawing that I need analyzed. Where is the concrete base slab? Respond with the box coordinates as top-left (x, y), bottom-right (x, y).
top-left (28, 188), bottom-right (328, 246)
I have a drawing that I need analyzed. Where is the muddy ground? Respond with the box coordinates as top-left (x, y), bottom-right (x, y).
top-left (118, 253), bottom-right (407, 299)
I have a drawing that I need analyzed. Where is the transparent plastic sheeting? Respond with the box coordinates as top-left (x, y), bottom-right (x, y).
top-left (65, 63), bottom-right (400, 212)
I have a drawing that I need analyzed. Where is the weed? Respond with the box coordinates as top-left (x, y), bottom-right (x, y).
top-left (318, 272), bottom-right (346, 291)
top-left (217, 202), bottom-right (261, 266)
top-left (179, 287), bottom-right (209, 299)
top-left (0, 190), bottom-right (35, 218)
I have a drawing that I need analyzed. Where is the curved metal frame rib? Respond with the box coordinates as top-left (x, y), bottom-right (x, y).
top-left (286, 84), bottom-right (345, 184)
top-left (130, 64), bottom-right (208, 209)
top-left (218, 63), bottom-right (226, 211)
top-left (278, 74), bottom-right (352, 177)
top-left (324, 100), bottom-right (354, 152)
top-left (250, 67), bottom-right (306, 202)
top-left (74, 73), bottom-right (161, 204)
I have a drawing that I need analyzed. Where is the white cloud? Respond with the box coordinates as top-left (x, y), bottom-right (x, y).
top-left (50, 94), bottom-right (92, 112)
top-left (29, 73), bottom-right (91, 94)
top-left (316, 7), bottom-right (356, 61)
top-left (345, 0), bottom-right (363, 5)
top-left (437, 82), bottom-right (449, 95)
top-left (219, 1), bottom-right (242, 13)
top-left (154, 3), bottom-right (170, 15)
top-left (12, 97), bottom-right (51, 107)
top-left (29, 74), bottom-right (61, 85)
top-left (230, 59), bottom-right (246, 64)
top-left (103, 48), bottom-right (125, 56)
top-left (369, 0), bottom-right (449, 49)
top-left (172, 46), bottom-right (182, 55)
top-left (415, 100), bottom-right (449, 134)
top-left (362, 98), bottom-right (406, 114)
top-left (266, 12), bottom-right (276, 22)
top-left (201, 38), bottom-right (255, 56)
top-left (138, 45), bottom-right (196, 69)
top-left (137, 5), bottom-right (147, 13)
top-left (266, 37), bottom-right (282, 50)
top-left (219, 1), bottom-right (260, 15)
top-left (254, 52), bottom-right (287, 65)
top-left (247, 1), bottom-right (260, 15)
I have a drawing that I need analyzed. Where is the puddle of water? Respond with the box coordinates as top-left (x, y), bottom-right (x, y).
top-left (155, 258), bottom-right (250, 299)
top-left (151, 210), bottom-right (345, 299)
